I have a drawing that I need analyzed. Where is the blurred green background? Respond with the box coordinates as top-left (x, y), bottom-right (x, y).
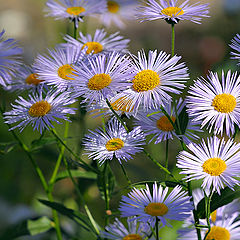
top-left (0, 0), bottom-right (240, 239)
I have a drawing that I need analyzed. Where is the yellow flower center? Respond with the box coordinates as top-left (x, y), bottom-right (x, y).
top-left (66, 6), bottom-right (85, 16)
top-left (88, 73), bottom-right (112, 90)
top-left (28, 101), bottom-right (51, 117)
top-left (107, 0), bottom-right (120, 13)
top-left (25, 73), bottom-right (42, 85)
top-left (57, 64), bottom-right (76, 80)
top-left (132, 70), bottom-right (160, 92)
top-left (122, 234), bottom-right (142, 240)
top-left (212, 93), bottom-right (237, 113)
top-left (161, 7), bottom-right (184, 17)
top-left (81, 42), bottom-right (103, 54)
top-left (202, 158), bottom-right (227, 176)
top-left (205, 226), bottom-right (230, 240)
top-left (156, 116), bottom-right (176, 132)
top-left (105, 138), bottom-right (124, 151)
top-left (211, 210), bottom-right (217, 223)
top-left (144, 203), bottom-right (168, 216)
top-left (111, 97), bottom-right (134, 113)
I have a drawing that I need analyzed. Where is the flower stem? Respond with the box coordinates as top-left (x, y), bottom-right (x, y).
top-left (103, 161), bottom-right (110, 226)
top-left (171, 23), bottom-right (175, 57)
top-left (120, 163), bottom-right (131, 186)
top-left (155, 217), bottom-right (159, 240)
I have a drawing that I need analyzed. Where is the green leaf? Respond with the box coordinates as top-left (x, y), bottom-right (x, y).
top-left (0, 142), bottom-right (17, 155)
top-left (55, 169), bottom-right (97, 182)
top-left (196, 187), bottom-right (240, 219)
top-left (30, 137), bottom-right (56, 151)
top-left (177, 106), bottom-right (189, 135)
top-left (27, 216), bottom-right (52, 236)
top-left (39, 199), bottom-right (97, 235)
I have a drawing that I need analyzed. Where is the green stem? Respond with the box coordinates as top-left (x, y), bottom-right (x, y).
top-left (155, 217), bottom-right (159, 240)
top-left (171, 23), bottom-right (175, 57)
top-left (103, 161), bottom-right (110, 226)
top-left (203, 190), bottom-right (213, 240)
top-left (165, 139), bottom-right (169, 171)
top-left (120, 163), bottom-right (131, 186)
top-left (73, 19), bottom-right (78, 39)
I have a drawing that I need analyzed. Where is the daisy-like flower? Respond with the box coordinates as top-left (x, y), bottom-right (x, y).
top-left (45, 0), bottom-right (106, 27)
top-left (97, 0), bottom-right (139, 29)
top-left (83, 118), bottom-right (145, 165)
top-left (230, 34), bottom-right (240, 65)
top-left (4, 89), bottom-right (76, 133)
top-left (0, 30), bottom-right (22, 87)
top-left (5, 65), bottom-right (45, 93)
top-left (101, 217), bottom-right (151, 240)
top-left (134, 98), bottom-right (201, 143)
top-left (136, 0), bottom-right (209, 24)
top-left (63, 29), bottom-right (130, 55)
top-left (176, 136), bottom-right (240, 194)
top-left (34, 45), bottom-right (86, 91)
top-left (186, 71), bottom-right (240, 137)
top-left (111, 50), bottom-right (188, 112)
top-left (119, 182), bottom-right (193, 227)
top-left (74, 51), bottom-right (134, 104)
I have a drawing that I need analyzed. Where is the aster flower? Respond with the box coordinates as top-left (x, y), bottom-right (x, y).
top-left (177, 136), bottom-right (240, 194)
top-left (97, 0), bottom-right (139, 29)
top-left (230, 34), bottom-right (240, 65)
top-left (45, 0), bottom-right (107, 27)
top-left (63, 29), bottom-right (130, 55)
top-left (100, 217), bottom-right (151, 240)
top-left (34, 45), bottom-right (86, 91)
top-left (73, 51), bottom-right (134, 104)
top-left (136, 0), bottom-right (209, 24)
top-left (186, 70), bottom-right (240, 137)
top-left (4, 89), bottom-right (76, 133)
top-left (119, 182), bottom-right (193, 227)
top-left (111, 50), bottom-right (188, 112)
top-left (134, 98), bottom-right (201, 144)
top-left (83, 118), bottom-right (145, 165)
top-left (0, 30), bottom-right (22, 87)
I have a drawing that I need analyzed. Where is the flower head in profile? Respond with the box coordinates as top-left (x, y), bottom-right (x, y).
top-left (119, 182), bottom-right (193, 227)
top-left (4, 89), bottom-right (76, 133)
top-left (100, 217), bottom-right (151, 240)
top-left (230, 33), bottom-right (240, 65)
top-left (112, 50), bottom-right (188, 112)
top-left (186, 71), bottom-right (240, 137)
top-left (0, 30), bottom-right (22, 87)
top-left (177, 136), bottom-right (240, 194)
top-left (34, 45), bottom-right (86, 91)
top-left (63, 29), bottom-right (130, 56)
top-left (136, 0), bottom-right (209, 24)
top-left (45, 0), bottom-right (106, 27)
top-left (83, 118), bottom-right (145, 165)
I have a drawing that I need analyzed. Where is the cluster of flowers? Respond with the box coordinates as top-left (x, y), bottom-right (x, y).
top-left (1, 0), bottom-right (240, 239)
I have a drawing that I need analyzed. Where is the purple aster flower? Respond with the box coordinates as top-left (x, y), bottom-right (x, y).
top-left (230, 34), bottom-right (240, 65)
top-left (83, 118), bottom-right (145, 165)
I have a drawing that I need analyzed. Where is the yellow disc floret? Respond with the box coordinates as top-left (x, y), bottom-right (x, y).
top-left (156, 116), bottom-right (176, 132)
top-left (105, 138), bottom-right (124, 151)
top-left (205, 226), bottom-right (230, 240)
top-left (58, 64), bottom-right (76, 80)
top-left (123, 234), bottom-right (142, 240)
top-left (212, 93), bottom-right (237, 113)
top-left (132, 70), bottom-right (160, 92)
top-left (161, 7), bottom-right (184, 17)
top-left (28, 101), bottom-right (51, 117)
top-left (202, 158), bottom-right (227, 176)
top-left (82, 42), bottom-right (103, 54)
top-left (25, 73), bottom-right (42, 85)
top-left (88, 73), bottom-right (112, 90)
top-left (211, 210), bottom-right (217, 223)
top-left (107, 1), bottom-right (120, 13)
top-left (144, 203), bottom-right (169, 216)
top-left (66, 7), bottom-right (85, 16)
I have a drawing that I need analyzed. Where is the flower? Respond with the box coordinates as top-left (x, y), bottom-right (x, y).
top-left (176, 136), bottom-right (240, 194)
top-left (33, 45), bottom-right (86, 91)
top-left (134, 98), bottom-right (201, 144)
top-left (119, 182), bottom-right (193, 227)
top-left (45, 0), bottom-right (106, 27)
top-left (83, 118), bottom-right (145, 165)
top-left (100, 217), bottom-right (151, 240)
top-left (0, 30), bottom-right (22, 87)
top-left (73, 51), bottom-right (134, 104)
top-left (63, 29), bottom-right (130, 55)
top-left (136, 0), bottom-right (209, 24)
top-left (230, 34), bottom-right (240, 65)
top-left (111, 50), bottom-right (188, 112)
top-left (4, 89), bottom-right (76, 133)
top-left (97, 0), bottom-right (139, 29)
top-left (186, 71), bottom-right (240, 137)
